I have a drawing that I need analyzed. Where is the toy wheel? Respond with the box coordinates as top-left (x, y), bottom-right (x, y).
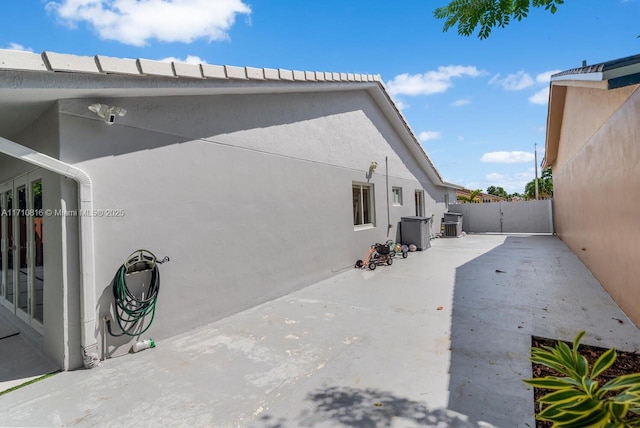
top-left (402, 251), bottom-right (408, 259)
top-left (355, 260), bottom-right (363, 268)
top-left (368, 262), bottom-right (377, 270)
top-left (387, 258), bottom-right (393, 266)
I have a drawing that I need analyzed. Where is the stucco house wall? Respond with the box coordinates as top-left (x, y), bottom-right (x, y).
top-left (1, 89), bottom-right (452, 366)
top-left (553, 85), bottom-right (638, 171)
top-left (547, 81), bottom-right (640, 326)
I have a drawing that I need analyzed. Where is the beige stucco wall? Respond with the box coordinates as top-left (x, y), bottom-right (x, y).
top-left (554, 84), bottom-right (638, 171)
top-left (552, 84), bottom-right (640, 326)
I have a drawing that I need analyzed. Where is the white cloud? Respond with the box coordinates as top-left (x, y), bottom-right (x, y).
top-left (46, 0), bottom-right (251, 46)
top-left (489, 70), bottom-right (534, 91)
top-left (484, 169), bottom-right (535, 193)
top-left (486, 172), bottom-right (505, 181)
top-left (394, 100), bottom-right (410, 110)
top-left (529, 87), bottom-right (550, 105)
top-left (161, 55), bottom-right (207, 64)
top-left (527, 70), bottom-right (561, 105)
top-left (3, 43), bottom-right (32, 52)
top-left (452, 98), bottom-right (470, 106)
top-left (481, 151), bottom-right (535, 163)
top-left (419, 131), bottom-right (441, 142)
top-left (386, 65), bottom-right (481, 96)
top-left (535, 69), bottom-right (562, 84)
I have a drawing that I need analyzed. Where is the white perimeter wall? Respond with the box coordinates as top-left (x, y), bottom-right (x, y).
top-left (54, 90), bottom-right (450, 359)
top-left (449, 200), bottom-right (554, 234)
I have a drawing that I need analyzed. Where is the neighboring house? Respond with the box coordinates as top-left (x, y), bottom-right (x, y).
top-left (544, 53), bottom-right (640, 327)
top-left (455, 188), bottom-right (506, 203)
top-left (0, 50), bottom-right (458, 369)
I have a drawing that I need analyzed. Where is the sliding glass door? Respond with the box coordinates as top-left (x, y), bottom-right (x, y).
top-left (0, 173), bottom-right (44, 333)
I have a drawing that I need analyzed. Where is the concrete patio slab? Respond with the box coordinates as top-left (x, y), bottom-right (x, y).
top-left (0, 310), bottom-right (58, 395)
top-left (0, 235), bottom-right (638, 427)
top-left (0, 333), bottom-right (58, 394)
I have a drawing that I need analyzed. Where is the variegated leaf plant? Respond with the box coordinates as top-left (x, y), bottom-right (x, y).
top-left (524, 331), bottom-right (640, 427)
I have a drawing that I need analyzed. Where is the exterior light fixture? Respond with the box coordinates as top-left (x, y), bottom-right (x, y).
top-left (88, 103), bottom-right (127, 125)
top-left (369, 161), bottom-right (378, 174)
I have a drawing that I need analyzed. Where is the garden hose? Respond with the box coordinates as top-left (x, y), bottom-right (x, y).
top-left (106, 250), bottom-right (168, 337)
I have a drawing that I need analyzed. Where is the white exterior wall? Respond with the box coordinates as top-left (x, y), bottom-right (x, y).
top-left (0, 106), bottom-right (86, 370)
top-left (50, 90), bottom-right (448, 360)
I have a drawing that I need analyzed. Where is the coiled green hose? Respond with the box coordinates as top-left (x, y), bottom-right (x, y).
top-left (109, 261), bottom-right (160, 337)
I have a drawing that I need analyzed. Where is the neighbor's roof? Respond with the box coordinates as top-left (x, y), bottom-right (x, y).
top-left (0, 49), bottom-right (455, 189)
top-left (551, 53), bottom-right (640, 89)
top-left (544, 52), bottom-right (640, 168)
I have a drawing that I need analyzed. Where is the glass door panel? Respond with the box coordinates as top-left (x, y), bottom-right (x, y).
top-left (16, 183), bottom-right (29, 320)
top-left (6, 188), bottom-right (14, 305)
top-left (0, 173), bottom-right (45, 331)
top-left (0, 191), bottom-right (4, 300)
top-left (32, 179), bottom-right (44, 323)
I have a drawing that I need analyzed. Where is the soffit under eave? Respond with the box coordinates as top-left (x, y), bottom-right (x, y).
top-left (550, 79), bottom-right (608, 90)
top-left (543, 84), bottom-right (567, 169)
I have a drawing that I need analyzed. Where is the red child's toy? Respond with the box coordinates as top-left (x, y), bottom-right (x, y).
top-left (355, 240), bottom-right (407, 270)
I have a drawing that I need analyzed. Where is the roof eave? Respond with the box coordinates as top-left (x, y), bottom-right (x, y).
top-left (551, 71), bottom-right (604, 83)
top-left (368, 81), bottom-right (448, 187)
top-left (0, 49), bottom-right (448, 188)
top-left (543, 83), bottom-right (567, 169)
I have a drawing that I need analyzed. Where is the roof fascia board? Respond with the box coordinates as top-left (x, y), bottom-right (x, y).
top-left (1, 68), bottom-right (379, 95)
top-left (551, 72), bottom-right (604, 83)
top-left (608, 72), bottom-right (640, 90)
top-left (443, 181), bottom-right (464, 190)
top-left (603, 63), bottom-right (640, 81)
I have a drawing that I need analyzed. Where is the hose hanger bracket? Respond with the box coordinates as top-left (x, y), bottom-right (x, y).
top-left (124, 249), bottom-right (170, 275)
top-left (106, 249), bottom-right (169, 337)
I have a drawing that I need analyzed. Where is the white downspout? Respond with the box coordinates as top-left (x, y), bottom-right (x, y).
top-left (0, 136), bottom-right (99, 369)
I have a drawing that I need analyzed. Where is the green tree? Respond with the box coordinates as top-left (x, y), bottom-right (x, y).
top-left (486, 186), bottom-right (508, 199)
top-left (457, 189), bottom-right (482, 203)
top-left (434, 0), bottom-right (565, 39)
top-left (524, 167), bottom-right (553, 199)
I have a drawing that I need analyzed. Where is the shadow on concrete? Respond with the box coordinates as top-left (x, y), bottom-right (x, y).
top-left (446, 235), bottom-right (640, 427)
top-left (446, 235), bottom-right (535, 427)
top-left (0, 313), bottom-right (58, 392)
top-left (254, 386), bottom-right (487, 428)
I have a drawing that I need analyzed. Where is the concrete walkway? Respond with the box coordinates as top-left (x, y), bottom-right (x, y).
top-left (1, 235), bottom-right (639, 427)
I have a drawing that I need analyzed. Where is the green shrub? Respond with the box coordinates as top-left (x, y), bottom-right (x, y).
top-left (524, 331), bottom-right (640, 427)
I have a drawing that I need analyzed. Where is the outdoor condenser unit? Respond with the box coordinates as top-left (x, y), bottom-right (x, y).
top-left (442, 212), bottom-right (463, 238)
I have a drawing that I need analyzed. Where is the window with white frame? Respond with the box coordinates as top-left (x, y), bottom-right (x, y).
top-left (392, 187), bottom-right (403, 206)
top-left (353, 183), bottom-right (374, 227)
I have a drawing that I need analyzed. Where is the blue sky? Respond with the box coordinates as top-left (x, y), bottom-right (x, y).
top-left (2, 1), bottom-right (639, 193)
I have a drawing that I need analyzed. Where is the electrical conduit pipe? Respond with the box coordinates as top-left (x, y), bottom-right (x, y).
top-left (0, 136), bottom-right (99, 368)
